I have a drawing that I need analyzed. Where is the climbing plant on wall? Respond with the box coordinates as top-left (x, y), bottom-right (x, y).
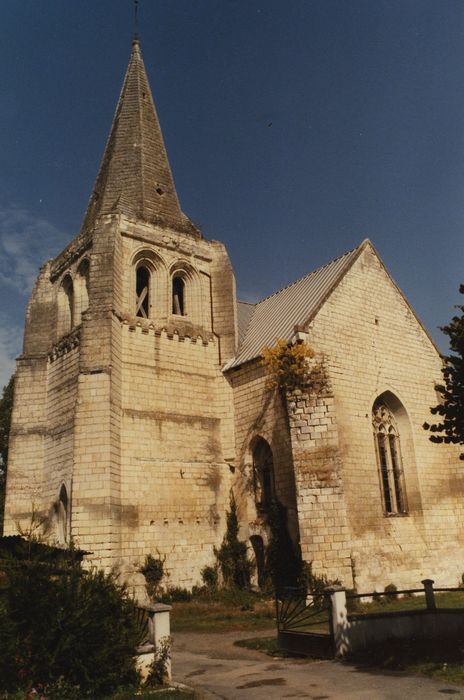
top-left (261, 339), bottom-right (325, 393)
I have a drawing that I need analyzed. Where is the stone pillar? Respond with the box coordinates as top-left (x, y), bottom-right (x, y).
top-left (286, 384), bottom-right (352, 586)
top-left (422, 578), bottom-right (436, 611)
top-left (325, 585), bottom-right (349, 657)
top-left (72, 217), bottom-right (123, 569)
top-left (149, 603), bottom-right (172, 680)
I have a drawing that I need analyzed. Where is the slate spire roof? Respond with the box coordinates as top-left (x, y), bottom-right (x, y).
top-left (80, 38), bottom-right (199, 236)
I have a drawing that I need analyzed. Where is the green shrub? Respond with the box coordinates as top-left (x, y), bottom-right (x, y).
top-left (345, 589), bottom-right (362, 613)
top-left (297, 561), bottom-right (341, 609)
top-left (201, 564), bottom-right (218, 589)
top-left (372, 590), bottom-right (385, 605)
top-left (0, 554), bottom-right (141, 696)
top-left (214, 492), bottom-right (253, 589)
top-left (160, 586), bottom-right (192, 603)
top-left (140, 553), bottom-right (165, 599)
top-left (191, 584), bottom-right (206, 597)
top-left (384, 583), bottom-right (398, 601)
top-left (40, 677), bottom-right (82, 700)
top-left (144, 636), bottom-right (171, 687)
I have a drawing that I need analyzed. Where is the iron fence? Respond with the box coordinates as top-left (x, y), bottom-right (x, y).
top-left (275, 586), bottom-right (331, 633)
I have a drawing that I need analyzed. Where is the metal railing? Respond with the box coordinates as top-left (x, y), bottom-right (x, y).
top-left (276, 586), bottom-right (331, 633)
top-left (345, 579), bottom-right (464, 616)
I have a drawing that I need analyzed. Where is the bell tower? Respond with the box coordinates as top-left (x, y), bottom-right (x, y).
top-left (5, 39), bottom-right (238, 586)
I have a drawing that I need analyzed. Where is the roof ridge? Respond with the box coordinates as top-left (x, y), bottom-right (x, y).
top-left (135, 42), bottom-right (145, 215)
top-left (255, 241), bottom-right (362, 305)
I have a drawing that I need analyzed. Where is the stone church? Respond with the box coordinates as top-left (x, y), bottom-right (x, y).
top-left (5, 39), bottom-right (464, 593)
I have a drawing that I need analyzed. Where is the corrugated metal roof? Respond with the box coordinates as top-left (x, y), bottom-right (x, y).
top-left (225, 242), bottom-right (364, 370)
top-left (237, 301), bottom-right (256, 345)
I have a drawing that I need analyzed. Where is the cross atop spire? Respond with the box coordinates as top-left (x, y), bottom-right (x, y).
top-left (133, 0), bottom-right (139, 40)
top-left (80, 39), bottom-right (198, 236)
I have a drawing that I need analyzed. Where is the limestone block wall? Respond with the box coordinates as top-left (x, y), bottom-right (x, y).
top-left (286, 388), bottom-right (353, 585)
top-left (7, 212), bottom-right (238, 583)
top-left (43, 340), bottom-right (79, 511)
top-left (4, 356), bottom-right (49, 532)
top-left (227, 362), bottom-right (299, 548)
top-left (4, 260), bottom-right (74, 536)
top-left (117, 323), bottom-right (233, 587)
top-left (109, 218), bottom-right (238, 587)
top-left (306, 243), bottom-right (464, 590)
top-left (6, 332), bottom-right (79, 543)
top-left (5, 215), bottom-right (124, 560)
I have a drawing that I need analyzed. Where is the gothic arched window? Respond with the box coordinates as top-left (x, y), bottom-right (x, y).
top-left (372, 400), bottom-right (408, 515)
top-left (135, 265), bottom-right (150, 318)
top-left (172, 275), bottom-right (185, 316)
top-left (252, 437), bottom-right (275, 513)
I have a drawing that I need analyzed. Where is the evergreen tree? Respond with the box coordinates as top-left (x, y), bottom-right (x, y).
top-left (424, 286), bottom-right (464, 457)
top-left (0, 551), bottom-right (141, 695)
top-left (0, 374), bottom-right (15, 534)
top-left (215, 492), bottom-right (253, 588)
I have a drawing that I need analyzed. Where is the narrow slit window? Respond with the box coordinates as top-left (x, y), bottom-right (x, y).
top-left (172, 276), bottom-right (185, 316)
top-left (136, 266), bottom-right (150, 318)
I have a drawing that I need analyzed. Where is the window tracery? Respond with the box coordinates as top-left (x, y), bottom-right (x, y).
top-left (372, 400), bottom-right (407, 515)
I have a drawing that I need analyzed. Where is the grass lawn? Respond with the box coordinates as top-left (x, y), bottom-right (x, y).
top-left (170, 590), bottom-right (276, 632)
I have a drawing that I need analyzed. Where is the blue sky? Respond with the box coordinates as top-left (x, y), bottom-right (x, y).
top-left (0, 0), bottom-right (463, 387)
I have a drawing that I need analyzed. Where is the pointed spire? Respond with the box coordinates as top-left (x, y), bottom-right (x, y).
top-left (81, 39), bottom-right (197, 235)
